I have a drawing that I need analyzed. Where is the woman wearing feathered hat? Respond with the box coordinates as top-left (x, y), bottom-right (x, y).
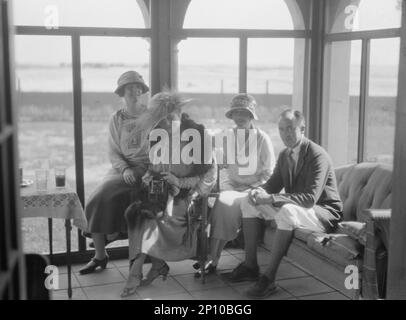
top-left (120, 91), bottom-right (217, 298)
top-left (79, 71), bottom-right (150, 275)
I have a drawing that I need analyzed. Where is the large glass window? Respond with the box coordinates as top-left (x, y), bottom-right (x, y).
top-left (80, 36), bottom-right (150, 248)
top-left (81, 36), bottom-right (150, 199)
top-left (322, 40), bottom-right (361, 166)
top-left (324, 0), bottom-right (401, 166)
top-left (184, 0), bottom-right (297, 29)
top-left (178, 38), bottom-right (239, 94)
top-left (247, 38), bottom-right (304, 155)
top-left (178, 38), bottom-right (239, 136)
top-left (13, 0), bottom-right (150, 258)
top-left (180, 1), bottom-right (307, 162)
top-left (365, 38), bottom-right (399, 164)
top-left (13, 0), bottom-right (147, 28)
top-left (15, 35), bottom-right (78, 254)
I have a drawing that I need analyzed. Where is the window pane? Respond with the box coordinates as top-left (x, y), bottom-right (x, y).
top-left (13, 0), bottom-right (146, 28)
top-left (365, 38), bottom-right (399, 164)
top-left (178, 38), bottom-right (238, 133)
top-left (327, 0), bottom-right (401, 33)
top-left (322, 40), bottom-right (361, 166)
top-left (247, 38), bottom-right (304, 155)
top-left (178, 38), bottom-right (238, 94)
top-left (15, 35), bottom-right (78, 254)
top-left (178, 38), bottom-right (239, 186)
top-left (184, 0), bottom-right (299, 29)
top-left (81, 37), bottom-right (150, 249)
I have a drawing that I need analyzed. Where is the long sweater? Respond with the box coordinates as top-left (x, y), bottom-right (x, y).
top-left (220, 126), bottom-right (276, 191)
top-left (108, 108), bottom-right (150, 173)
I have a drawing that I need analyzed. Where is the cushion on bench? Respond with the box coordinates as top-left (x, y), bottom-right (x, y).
top-left (306, 233), bottom-right (363, 267)
top-left (294, 228), bottom-right (315, 243)
top-left (336, 163), bottom-right (392, 222)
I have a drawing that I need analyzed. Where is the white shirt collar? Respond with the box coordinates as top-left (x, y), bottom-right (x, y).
top-left (289, 137), bottom-right (302, 155)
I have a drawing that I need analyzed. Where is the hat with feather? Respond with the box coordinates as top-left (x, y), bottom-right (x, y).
top-left (132, 90), bottom-right (193, 137)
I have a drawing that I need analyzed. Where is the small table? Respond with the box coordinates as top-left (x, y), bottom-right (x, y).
top-left (20, 182), bottom-right (87, 299)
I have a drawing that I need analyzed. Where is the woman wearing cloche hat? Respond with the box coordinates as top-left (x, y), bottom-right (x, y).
top-left (194, 93), bottom-right (276, 277)
top-left (80, 71), bottom-right (151, 275)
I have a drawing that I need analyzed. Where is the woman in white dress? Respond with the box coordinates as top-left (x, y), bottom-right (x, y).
top-left (196, 94), bottom-right (276, 276)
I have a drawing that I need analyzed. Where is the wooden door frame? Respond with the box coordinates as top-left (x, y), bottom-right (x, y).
top-left (0, 0), bottom-right (26, 300)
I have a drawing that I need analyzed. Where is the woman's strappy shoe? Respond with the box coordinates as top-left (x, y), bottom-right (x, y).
top-left (120, 273), bottom-right (143, 298)
top-left (140, 262), bottom-right (170, 286)
top-left (79, 255), bottom-right (109, 275)
top-left (193, 261), bottom-right (217, 278)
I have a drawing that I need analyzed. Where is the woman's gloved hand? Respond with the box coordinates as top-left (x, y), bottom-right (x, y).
top-left (123, 168), bottom-right (138, 186)
top-left (189, 191), bottom-right (199, 202)
top-left (160, 172), bottom-right (180, 187)
top-left (141, 170), bottom-right (153, 186)
top-left (161, 172), bottom-right (180, 196)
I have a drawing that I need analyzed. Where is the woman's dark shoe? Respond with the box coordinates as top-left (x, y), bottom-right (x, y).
top-left (194, 261), bottom-right (217, 278)
top-left (79, 256), bottom-right (109, 275)
top-left (140, 262), bottom-right (170, 286)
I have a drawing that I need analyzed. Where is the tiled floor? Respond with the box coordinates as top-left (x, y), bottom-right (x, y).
top-left (51, 246), bottom-right (349, 300)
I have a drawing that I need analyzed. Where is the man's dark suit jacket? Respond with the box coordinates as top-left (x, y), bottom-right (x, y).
top-left (263, 137), bottom-right (343, 233)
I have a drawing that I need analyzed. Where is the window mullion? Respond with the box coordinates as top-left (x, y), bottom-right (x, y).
top-left (239, 36), bottom-right (247, 93)
top-left (71, 34), bottom-right (86, 252)
top-left (357, 38), bottom-right (370, 163)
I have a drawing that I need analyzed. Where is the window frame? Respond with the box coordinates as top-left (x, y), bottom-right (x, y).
top-left (13, 0), bottom-right (312, 264)
top-left (15, 25), bottom-right (152, 263)
top-left (323, 25), bottom-right (401, 163)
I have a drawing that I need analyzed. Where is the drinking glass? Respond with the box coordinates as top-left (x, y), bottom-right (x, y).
top-left (35, 169), bottom-right (48, 191)
top-left (55, 167), bottom-right (66, 188)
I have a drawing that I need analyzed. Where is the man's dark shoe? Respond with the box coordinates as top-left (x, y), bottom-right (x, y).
top-left (245, 274), bottom-right (277, 299)
top-left (223, 263), bottom-right (259, 283)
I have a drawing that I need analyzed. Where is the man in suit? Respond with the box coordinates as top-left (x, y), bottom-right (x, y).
top-left (226, 109), bottom-right (343, 299)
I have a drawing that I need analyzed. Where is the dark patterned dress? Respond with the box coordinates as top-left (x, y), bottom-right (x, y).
top-left (127, 116), bottom-right (217, 261)
top-left (85, 108), bottom-right (149, 235)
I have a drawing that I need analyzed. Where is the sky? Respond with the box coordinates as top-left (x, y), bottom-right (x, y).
top-left (12, 0), bottom-right (402, 66)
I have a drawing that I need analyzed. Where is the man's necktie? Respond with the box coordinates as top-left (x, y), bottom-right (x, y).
top-left (287, 149), bottom-right (296, 188)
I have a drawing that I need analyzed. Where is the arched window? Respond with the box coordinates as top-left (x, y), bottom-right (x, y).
top-left (179, 0), bottom-right (307, 155)
top-left (328, 0), bottom-right (401, 33)
top-left (13, 0), bottom-right (147, 28)
top-left (183, 0), bottom-right (296, 29)
top-left (356, 0), bottom-right (401, 30)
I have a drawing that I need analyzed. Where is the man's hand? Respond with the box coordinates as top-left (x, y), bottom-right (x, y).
top-left (254, 192), bottom-right (274, 205)
top-left (248, 188), bottom-right (261, 205)
top-left (161, 172), bottom-right (180, 187)
top-left (248, 188), bottom-right (273, 205)
top-left (123, 168), bottom-right (137, 186)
